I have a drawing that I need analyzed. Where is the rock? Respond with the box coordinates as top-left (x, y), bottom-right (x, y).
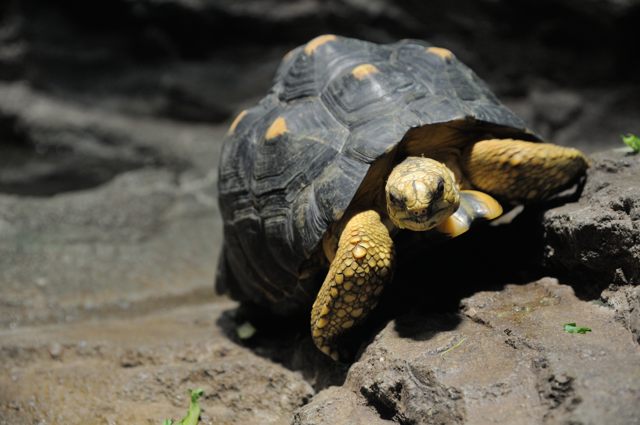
top-left (293, 387), bottom-right (394, 425)
top-left (602, 285), bottom-right (640, 343)
top-left (0, 83), bottom-right (226, 175)
top-left (503, 85), bottom-right (640, 153)
top-left (356, 360), bottom-right (465, 424)
top-left (542, 149), bottom-right (640, 297)
top-left (0, 78), bottom-right (230, 329)
top-left (529, 88), bottom-right (583, 134)
top-left (0, 2), bottom-right (24, 80)
top-left (294, 278), bottom-right (640, 425)
top-left (5, 0), bottom-right (640, 113)
top-left (47, 342), bottom-right (63, 359)
top-left (0, 166), bottom-right (221, 328)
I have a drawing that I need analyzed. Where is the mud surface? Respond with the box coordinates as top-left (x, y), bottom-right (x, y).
top-left (1, 0), bottom-right (639, 423)
top-left (0, 302), bottom-right (314, 425)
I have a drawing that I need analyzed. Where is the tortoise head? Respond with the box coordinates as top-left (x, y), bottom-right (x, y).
top-left (385, 157), bottom-right (460, 231)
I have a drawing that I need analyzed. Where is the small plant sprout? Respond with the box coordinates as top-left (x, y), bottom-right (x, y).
top-left (621, 133), bottom-right (640, 153)
top-left (163, 389), bottom-right (204, 425)
top-left (563, 323), bottom-right (592, 334)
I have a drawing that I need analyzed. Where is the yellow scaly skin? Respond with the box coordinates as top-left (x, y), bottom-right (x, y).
top-left (463, 139), bottom-right (589, 201)
top-left (311, 140), bottom-right (589, 360)
top-left (311, 210), bottom-right (394, 361)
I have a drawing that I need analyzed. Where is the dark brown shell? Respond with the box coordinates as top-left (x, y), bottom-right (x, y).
top-left (217, 36), bottom-right (534, 314)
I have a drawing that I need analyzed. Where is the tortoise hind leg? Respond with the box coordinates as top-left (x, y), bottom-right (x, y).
top-left (311, 210), bottom-right (395, 360)
top-left (463, 139), bottom-right (589, 202)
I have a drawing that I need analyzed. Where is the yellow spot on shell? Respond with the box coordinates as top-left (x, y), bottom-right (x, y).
top-left (312, 328), bottom-right (322, 337)
top-left (342, 320), bottom-right (355, 329)
top-left (337, 309), bottom-right (347, 318)
top-left (356, 277), bottom-right (365, 286)
top-left (352, 64), bottom-right (379, 80)
top-left (304, 34), bottom-right (337, 55)
top-left (265, 116), bottom-right (288, 140)
top-left (353, 245), bottom-right (367, 259)
top-left (335, 274), bottom-right (344, 284)
top-left (316, 318), bottom-right (328, 329)
top-left (227, 110), bottom-right (247, 135)
top-left (368, 258), bottom-right (377, 268)
top-left (344, 268), bottom-right (355, 278)
top-left (426, 47), bottom-right (455, 61)
top-left (330, 288), bottom-right (339, 298)
top-left (320, 305), bottom-right (330, 316)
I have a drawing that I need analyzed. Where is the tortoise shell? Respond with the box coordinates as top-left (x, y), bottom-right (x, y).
top-left (217, 35), bottom-right (537, 315)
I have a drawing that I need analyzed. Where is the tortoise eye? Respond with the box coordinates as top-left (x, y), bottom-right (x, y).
top-left (389, 192), bottom-right (404, 206)
top-left (435, 178), bottom-right (445, 197)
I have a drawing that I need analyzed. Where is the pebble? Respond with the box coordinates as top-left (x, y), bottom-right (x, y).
top-left (48, 342), bottom-right (63, 359)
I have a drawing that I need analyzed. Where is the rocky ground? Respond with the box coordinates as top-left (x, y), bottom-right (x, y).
top-left (1, 0), bottom-right (639, 424)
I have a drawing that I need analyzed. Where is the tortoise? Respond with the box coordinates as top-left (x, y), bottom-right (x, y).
top-left (217, 35), bottom-right (588, 360)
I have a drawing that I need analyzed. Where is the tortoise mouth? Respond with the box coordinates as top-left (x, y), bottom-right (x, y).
top-left (400, 217), bottom-right (441, 231)
top-left (393, 201), bottom-right (454, 231)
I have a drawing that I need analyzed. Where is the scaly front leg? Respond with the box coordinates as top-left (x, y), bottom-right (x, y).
top-left (311, 210), bottom-right (395, 360)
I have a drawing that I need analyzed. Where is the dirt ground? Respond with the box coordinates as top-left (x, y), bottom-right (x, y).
top-left (0, 299), bottom-right (317, 425)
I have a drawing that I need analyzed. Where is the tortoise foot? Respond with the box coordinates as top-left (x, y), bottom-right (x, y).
top-left (311, 210), bottom-right (395, 360)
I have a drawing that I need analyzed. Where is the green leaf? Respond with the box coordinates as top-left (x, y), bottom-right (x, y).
top-left (189, 389), bottom-right (204, 405)
top-left (563, 322), bottom-right (592, 334)
top-left (163, 389), bottom-right (204, 425)
top-left (236, 321), bottom-right (257, 340)
top-left (621, 133), bottom-right (640, 153)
